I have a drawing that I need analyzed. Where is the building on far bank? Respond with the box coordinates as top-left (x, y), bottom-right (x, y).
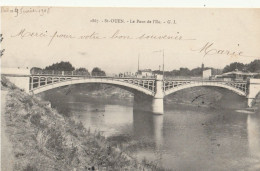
top-left (118, 72), bottom-right (136, 77)
top-left (203, 69), bottom-right (212, 79)
top-left (213, 69), bottom-right (259, 81)
top-left (136, 69), bottom-right (154, 78)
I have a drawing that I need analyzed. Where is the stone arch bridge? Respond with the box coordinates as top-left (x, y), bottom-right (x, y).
top-left (2, 68), bottom-right (260, 114)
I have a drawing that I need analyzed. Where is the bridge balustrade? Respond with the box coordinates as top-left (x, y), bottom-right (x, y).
top-left (163, 79), bottom-right (247, 94)
top-left (29, 75), bottom-right (156, 94)
top-left (29, 74), bottom-right (249, 97)
top-left (31, 69), bottom-right (91, 76)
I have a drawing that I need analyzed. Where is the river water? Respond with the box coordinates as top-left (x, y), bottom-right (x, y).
top-left (42, 89), bottom-right (260, 171)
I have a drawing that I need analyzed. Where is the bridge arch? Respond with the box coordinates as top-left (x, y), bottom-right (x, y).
top-left (164, 82), bottom-right (247, 97)
top-left (30, 77), bottom-right (155, 96)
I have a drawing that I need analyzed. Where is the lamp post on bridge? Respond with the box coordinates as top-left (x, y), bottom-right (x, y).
top-left (153, 49), bottom-right (165, 80)
top-left (152, 49), bottom-right (165, 114)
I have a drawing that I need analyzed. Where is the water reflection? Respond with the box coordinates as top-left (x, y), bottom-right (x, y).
top-left (133, 111), bottom-right (164, 148)
top-left (79, 104), bottom-right (133, 137)
top-left (247, 114), bottom-right (260, 158)
top-left (247, 114), bottom-right (260, 170)
top-left (41, 90), bottom-right (260, 170)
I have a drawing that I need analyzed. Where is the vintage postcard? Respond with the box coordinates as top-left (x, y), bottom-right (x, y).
top-left (1, 7), bottom-right (260, 170)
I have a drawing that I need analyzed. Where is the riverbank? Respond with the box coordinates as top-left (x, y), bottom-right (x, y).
top-left (1, 90), bottom-right (14, 171)
top-left (1, 76), bottom-right (169, 171)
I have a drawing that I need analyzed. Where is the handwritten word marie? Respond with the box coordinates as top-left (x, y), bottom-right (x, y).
top-left (192, 42), bottom-right (244, 58)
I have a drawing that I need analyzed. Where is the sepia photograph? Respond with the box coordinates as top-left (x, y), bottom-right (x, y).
top-left (1, 6), bottom-right (260, 170)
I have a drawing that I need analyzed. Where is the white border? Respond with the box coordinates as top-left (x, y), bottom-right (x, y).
top-left (1, 0), bottom-right (260, 7)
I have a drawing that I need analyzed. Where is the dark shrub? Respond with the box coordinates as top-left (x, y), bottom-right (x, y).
top-left (45, 128), bottom-right (64, 155)
top-left (30, 113), bottom-right (41, 126)
top-left (23, 164), bottom-right (38, 171)
top-left (21, 96), bottom-right (34, 107)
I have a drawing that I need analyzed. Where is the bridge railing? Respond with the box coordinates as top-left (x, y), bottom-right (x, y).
top-left (164, 79), bottom-right (247, 83)
top-left (30, 73), bottom-right (157, 81)
top-left (29, 75), bottom-right (156, 92)
top-left (31, 69), bottom-right (158, 79)
top-left (163, 79), bottom-right (248, 94)
top-left (31, 69), bottom-right (91, 76)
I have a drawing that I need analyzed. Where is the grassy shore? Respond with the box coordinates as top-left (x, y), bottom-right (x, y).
top-left (1, 76), bottom-right (170, 171)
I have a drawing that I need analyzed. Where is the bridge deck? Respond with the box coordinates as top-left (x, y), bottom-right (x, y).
top-left (2, 73), bottom-right (249, 96)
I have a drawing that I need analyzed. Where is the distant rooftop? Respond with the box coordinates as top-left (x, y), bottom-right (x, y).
top-left (138, 69), bottom-right (152, 72)
top-left (222, 70), bottom-right (258, 76)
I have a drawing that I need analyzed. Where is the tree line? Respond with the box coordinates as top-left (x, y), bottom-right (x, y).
top-left (31, 59), bottom-right (260, 77)
top-left (153, 59), bottom-right (260, 77)
top-left (153, 67), bottom-right (222, 77)
top-left (222, 60), bottom-right (260, 73)
top-left (31, 61), bottom-right (106, 76)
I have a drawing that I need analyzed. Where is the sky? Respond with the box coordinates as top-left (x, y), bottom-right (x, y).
top-left (1, 7), bottom-right (260, 74)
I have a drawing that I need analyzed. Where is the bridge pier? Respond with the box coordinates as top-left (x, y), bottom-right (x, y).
top-left (152, 98), bottom-right (164, 114)
top-left (247, 79), bottom-right (260, 108)
top-left (133, 75), bottom-right (164, 114)
top-left (152, 75), bottom-right (164, 114)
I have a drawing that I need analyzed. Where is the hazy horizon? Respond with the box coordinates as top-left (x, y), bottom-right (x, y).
top-left (1, 7), bottom-right (260, 74)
